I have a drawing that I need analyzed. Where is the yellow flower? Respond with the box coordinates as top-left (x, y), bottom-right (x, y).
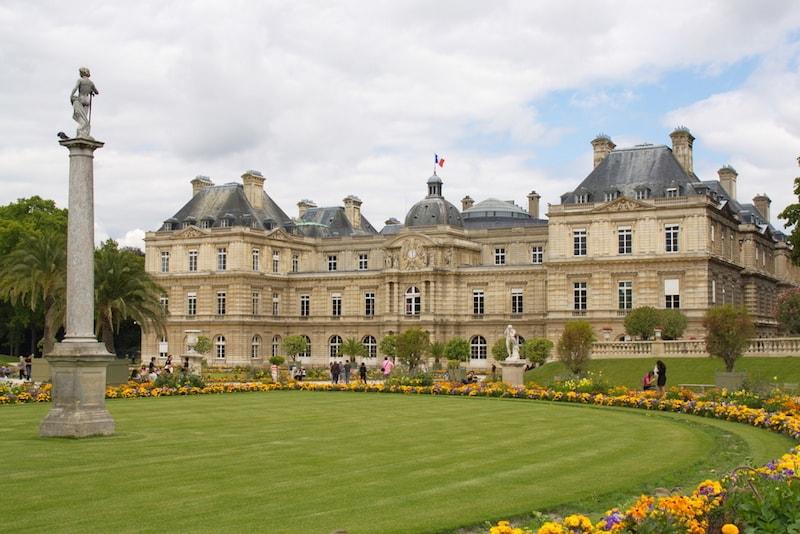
top-left (721, 524), bottom-right (739, 534)
top-left (537, 523), bottom-right (565, 534)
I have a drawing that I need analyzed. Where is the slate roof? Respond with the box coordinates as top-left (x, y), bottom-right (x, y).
top-left (296, 206), bottom-right (378, 238)
top-left (462, 197), bottom-right (547, 229)
top-left (405, 174), bottom-right (463, 228)
top-left (700, 180), bottom-right (779, 239)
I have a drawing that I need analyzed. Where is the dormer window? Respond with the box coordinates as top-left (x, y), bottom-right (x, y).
top-left (665, 187), bottom-right (679, 198)
top-left (604, 191), bottom-right (619, 202)
top-left (219, 218), bottom-right (230, 228)
top-left (200, 217), bottom-right (214, 229)
top-left (635, 189), bottom-right (650, 200)
top-left (576, 193), bottom-right (589, 204)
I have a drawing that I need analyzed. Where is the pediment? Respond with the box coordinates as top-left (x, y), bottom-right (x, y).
top-left (266, 228), bottom-right (291, 241)
top-left (384, 232), bottom-right (437, 250)
top-left (174, 226), bottom-right (209, 239)
top-left (591, 196), bottom-right (654, 213)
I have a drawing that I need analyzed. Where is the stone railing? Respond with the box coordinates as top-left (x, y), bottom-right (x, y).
top-left (590, 341), bottom-right (652, 358)
top-left (590, 337), bottom-right (800, 359)
top-left (745, 337), bottom-right (800, 355)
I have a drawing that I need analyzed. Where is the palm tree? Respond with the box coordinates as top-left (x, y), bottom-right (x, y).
top-left (0, 229), bottom-right (66, 355)
top-left (94, 240), bottom-right (165, 355)
top-left (339, 337), bottom-right (367, 363)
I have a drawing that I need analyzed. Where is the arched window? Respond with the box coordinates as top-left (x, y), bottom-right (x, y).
top-left (362, 335), bottom-right (377, 358)
top-left (405, 286), bottom-right (421, 316)
top-left (251, 335), bottom-right (261, 359)
top-left (470, 335), bottom-right (487, 359)
top-left (272, 335), bottom-right (281, 357)
top-left (215, 335), bottom-right (226, 360)
top-left (329, 335), bottom-right (342, 359)
top-left (299, 335), bottom-right (311, 359)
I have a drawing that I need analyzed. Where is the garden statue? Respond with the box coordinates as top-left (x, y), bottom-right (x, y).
top-left (70, 67), bottom-right (99, 138)
top-left (504, 324), bottom-right (521, 361)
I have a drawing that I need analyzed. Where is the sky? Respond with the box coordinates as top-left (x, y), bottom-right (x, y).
top-left (1, 1), bottom-right (800, 249)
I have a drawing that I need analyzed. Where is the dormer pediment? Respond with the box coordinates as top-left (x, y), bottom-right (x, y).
top-left (590, 196), bottom-right (655, 213)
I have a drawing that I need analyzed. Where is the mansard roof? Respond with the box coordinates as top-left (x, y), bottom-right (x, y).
top-left (462, 198), bottom-right (547, 229)
top-left (295, 206), bottom-right (378, 238)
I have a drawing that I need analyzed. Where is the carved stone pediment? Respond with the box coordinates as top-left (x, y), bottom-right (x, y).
top-left (399, 237), bottom-right (430, 270)
top-left (591, 196), bottom-right (654, 213)
top-left (175, 226), bottom-right (208, 239)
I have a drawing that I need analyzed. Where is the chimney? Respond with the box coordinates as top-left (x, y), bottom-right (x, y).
top-left (241, 170), bottom-right (265, 209)
top-left (297, 199), bottom-right (316, 218)
top-left (527, 191), bottom-right (541, 219)
top-left (753, 194), bottom-right (771, 222)
top-left (343, 195), bottom-right (363, 230)
top-left (461, 195), bottom-right (474, 211)
top-left (669, 127), bottom-right (695, 176)
top-left (191, 175), bottom-right (213, 196)
top-left (717, 165), bottom-right (738, 200)
top-left (591, 134), bottom-right (616, 168)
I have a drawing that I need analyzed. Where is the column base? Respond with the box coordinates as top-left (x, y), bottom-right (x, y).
top-left (499, 360), bottom-right (529, 387)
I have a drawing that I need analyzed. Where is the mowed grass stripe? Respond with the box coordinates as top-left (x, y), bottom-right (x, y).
top-left (3, 391), bottom-right (793, 534)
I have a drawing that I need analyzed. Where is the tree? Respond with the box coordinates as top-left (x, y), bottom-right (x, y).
top-left (779, 175), bottom-right (800, 265)
top-left (282, 335), bottom-right (308, 362)
top-left (340, 337), bottom-right (367, 363)
top-left (269, 355), bottom-right (285, 366)
top-left (443, 337), bottom-right (470, 367)
top-left (428, 341), bottom-right (445, 369)
top-left (556, 321), bottom-right (596, 375)
top-left (395, 328), bottom-right (430, 371)
top-left (520, 338), bottom-right (554, 367)
top-left (194, 335), bottom-right (212, 355)
top-left (624, 307), bottom-right (660, 340)
top-left (777, 289), bottom-right (800, 335)
top-left (379, 334), bottom-right (397, 361)
top-left (491, 338), bottom-right (508, 361)
top-left (94, 240), bottom-right (166, 355)
top-left (660, 309), bottom-right (688, 340)
top-left (704, 305), bottom-right (755, 372)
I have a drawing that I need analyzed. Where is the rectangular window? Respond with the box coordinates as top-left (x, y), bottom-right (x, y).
top-left (576, 194), bottom-right (588, 204)
top-left (219, 218), bottom-right (230, 228)
top-left (187, 292), bottom-right (197, 316)
top-left (711, 224), bottom-right (715, 242)
top-left (573, 229), bottom-right (587, 256)
top-left (665, 224), bottom-right (680, 253)
top-left (711, 280), bottom-right (717, 304)
top-left (665, 187), bottom-right (679, 198)
top-left (331, 293), bottom-right (342, 316)
top-left (494, 248), bottom-right (506, 265)
top-left (188, 250), bottom-right (198, 272)
top-left (364, 292), bottom-right (375, 316)
top-left (217, 247), bottom-right (227, 271)
top-left (511, 289), bottom-right (524, 315)
top-left (160, 251), bottom-right (170, 273)
top-left (252, 291), bottom-right (260, 316)
top-left (573, 282), bottom-right (587, 311)
top-left (272, 251), bottom-right (280, 273)
top-left (618, 227), bottom-right (632, 255)
top-left (200, 220), bottom-right (212, 229)
top-left (635, 189), bottom-right (649, 200)
top-left (272, 292), bottom-right (280, 316)
top-left (291, 254), bottom-right (299, 273)
top-left (618, 281), bottom-right (632, 310)
top-left (300, 295), bottom-right (310, 317)
top-left (665, 279), bottom-right (680, 309)
top-left (327, 255), bottom-right (337, 271)
top-left (358, 253), bottom-right (368, 271)
top-left (473, 289), bottom-right (484, 315)
top-left (252, 248), bottom-right (260, 271)
top-left (531, 246), bottom-right (543, 264)
top-left (604, 191), bottom-right (618, 202)
top-left (216, 291), bottom-right (226, 315)
top-left (158, 336), bottom-right (168, 359)
top-left (159, 295), bottom-right (169, 313)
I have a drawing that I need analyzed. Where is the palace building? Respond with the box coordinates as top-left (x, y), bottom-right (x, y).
top-left (142, 128), bottom-right (800, 367)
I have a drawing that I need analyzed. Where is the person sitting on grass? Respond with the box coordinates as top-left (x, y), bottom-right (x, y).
top-left (642, 370), bottom-right (655, 391)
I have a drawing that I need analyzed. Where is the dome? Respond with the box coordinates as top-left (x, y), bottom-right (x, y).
top-left (462, 198), bottom-right (531, 220)
top-left (404, 174), bottom-right (463, 228)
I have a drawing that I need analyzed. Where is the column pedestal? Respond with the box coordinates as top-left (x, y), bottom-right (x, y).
top-left (499, 360), bottom-right (528, 387)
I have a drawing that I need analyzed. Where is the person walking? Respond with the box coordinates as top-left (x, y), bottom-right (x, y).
top-left (655, 360), bottom-right (667, 394)
top-left (343, 360), bottom-right (351, 384)
top-left (24, 356), bottom-right (32, 380)
top-left (331, 361), bottom-right (341, 384)
top-left (18, 355), bottom-right (26, 380)
top-left (381, 357), bottom-right (394, 379)
top-left (359, 362), bottom-right (368, 384)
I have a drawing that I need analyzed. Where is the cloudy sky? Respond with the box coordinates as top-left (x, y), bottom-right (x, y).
top-left (2, 1), bottom-right (800, 248)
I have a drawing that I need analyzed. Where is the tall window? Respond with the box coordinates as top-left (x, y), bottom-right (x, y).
top-left (272, 251), bottom-right (280, 273)
top-left (494, 248), bottom-right (506, 265)
top-left (252, 248), bottom-right (260, 271)
top-left (665, 224), bottom-right (680, 253)
top-left (472, 289), bottom-right (485, 315)
top-left (188, 250), bottom-right (198, 272)
top-left (300, 294), bottom-right (310, 317)
top-left (272, 335), bottom-right (281, 357)
top-left (531, 246), bottom-right (543, 264)
top-left (618, 227), bottom-right (632, 255)
top-left (711, 280), bottom-right (717, 304)
top-left (364, 292), bottom-right (375, 316)
top-left (251, 291), bottom-right (260, 315)
top-left (470, 336), bottom-right (487, 359)
top-left (573, 229), bottom-right (587, 256)
top-left (665, 279), bottom-right (680, 308)
top-left (187, 292), bottom-right (197, 316)
top-left (158, 336), bottom-right (168, 359)
top-left (251, 335), bottom-right (261, 359)
top-left (405, 286), bottom-right (421, 316)
top-left (160, 251), bottom-right (170, 273)
top-left (362, 335), bottom-right (377, 358)
top-left (217, 247), bottom-right (227, 271)
top-left (216, 291), bottom-right (226, 315)
top-left (215, 335), bottom-right (226, 360)
top-left (329, 335), bottom-right (342, 358)
top-left (511, 289), bottom-right (523, 315)
top-left (272, 292), bottom-right (280, 316)
top-left (618, 281), bottom-right (632, 311)
top-left (331, 293), bottom-right (342, 316)
top-left (299, 335), bottom-right (311, 358)
top-left (327, 255), bottom-right (338, 271)
top-left (159, 294), bottom-right (169, 313)
top-left (291, 254), bottom-right (299, 273)
top-left (358, 253), bottom-right (368, 271)
top-left (573, 282), bottom-right (587, 311)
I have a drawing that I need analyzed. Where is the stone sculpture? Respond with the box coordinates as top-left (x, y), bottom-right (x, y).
top-left (504, 324), bottom-right (521, 361)
top-left (70, 67), bottom-right (99, 138)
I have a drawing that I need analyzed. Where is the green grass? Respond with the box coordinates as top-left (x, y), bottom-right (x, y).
top-left (526, 357), bottom-right (800, 390)
top-left (2, 391), bottom-right (793, 533)
top-left (0, 354), bottom-right (17, 365)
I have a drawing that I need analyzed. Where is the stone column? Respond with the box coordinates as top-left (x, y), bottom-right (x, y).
top-left (40, 137), bottom-right (115, 438)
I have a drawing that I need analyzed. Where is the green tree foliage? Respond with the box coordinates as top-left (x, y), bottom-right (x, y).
top-left (491, 338), bottom-right (508, 361)
top-left (443, 337), bottom-right (470, 367)
top-left (194, 335), bottom-right (212, 355)
top-left (556, 321), bottom-right (596, 375)
top-left (339, 337), bottom-right (367, 362)
top-left (703, 305), bottom-right (755, 372)
top-left (660, 309), bottom-right (688, 340)
top-left (779, 175), bottom-right (800, 265)
top-left (395, 328), bottom-right (430, 371)
top-left (282, 335), bottom-right (308, 361)
top-left (379, 334), bottom-right (397, 360)
top-left (269, 355), bottom-right (285, 366)
top-left (520, 338), bottom-right (554, 367)
top-left (94, 240), bottom-right (165, 355)
top-left (777, 289), bottom-right (800, 335)
top-left (427, 341), bottom-right (445, 368)
top-left (624, 306), bottom-right (660, 340)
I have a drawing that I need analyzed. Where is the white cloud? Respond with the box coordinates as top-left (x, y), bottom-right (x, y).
top-left (117, 229), bottom-right (146, 251)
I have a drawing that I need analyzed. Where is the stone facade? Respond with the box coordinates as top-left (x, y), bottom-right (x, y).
top-left (142, 130), bottom-right (800, 368)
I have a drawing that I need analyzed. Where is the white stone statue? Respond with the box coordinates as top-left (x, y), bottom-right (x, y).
top-left (504, 324), bottom-right (521, 361)
top-left (70, 67), bottom-right (99, 138)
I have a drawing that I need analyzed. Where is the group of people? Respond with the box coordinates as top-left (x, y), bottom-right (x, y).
top-left (329, 360), bottom-right (370, 384)
top-left (642, 360), bottom-right (667, 393)
top-left (129, 355), bottom-right (190, 382)
top-left (0, 356), bottom-right (31, 381)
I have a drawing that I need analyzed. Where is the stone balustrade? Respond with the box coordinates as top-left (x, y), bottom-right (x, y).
top-left (590, 337), bottom-right (800, 358)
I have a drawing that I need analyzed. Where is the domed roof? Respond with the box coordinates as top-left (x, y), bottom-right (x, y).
top-left (404, 174), bottom-right (463, 228)
top-left (463, 198), bottom-right (529, 218)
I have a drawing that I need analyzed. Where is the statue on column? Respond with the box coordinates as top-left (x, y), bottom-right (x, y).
top-left (504, 324), bottom-right (521, 361)
top-left (70, 67), bottom-right (99, 138)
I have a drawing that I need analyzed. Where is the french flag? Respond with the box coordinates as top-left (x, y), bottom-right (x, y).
top-left (435, 154), bottom-right (445, 168)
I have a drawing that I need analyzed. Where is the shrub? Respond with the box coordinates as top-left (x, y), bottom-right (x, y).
top-left (520, 338), bottom-right (554, 367)
top-left (556, 321), bottom-right (595, 375)
top-left (660, 309), bottom-right (688, 340)
top-left (194, 336), bottom-right (212, 355)
top-left (379, 334), bottom-right (397, 361)
top-left (269, 356), bottom-right (285, 366)
top-left (704, 305), bottom-right (755, 372)
top-left (711, 472), bottom-right (800, 533)
top-left (491, 338), bottom-right (508, 361)
top-left (777, 289), bottom-right (800, 335)
top-left (384, 370), bottom-right (434, 387)
top-left (282, 335), bottom-right (308, 362)
top-left (428, 341), bottom-right (445, 369)
top-left (395, 328), bottom-right (430, 371)
top-left (624, 306), bottom-right (660, 340)
top-left (153, 371), bottom-right (205, 388)
top-left (443, 337), bottom-right (469, 367)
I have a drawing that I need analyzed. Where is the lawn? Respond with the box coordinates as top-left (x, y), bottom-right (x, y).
top-left (3, 391), bottom-right (793, 533)
top-left (526, 356), bottom-right (800, 390)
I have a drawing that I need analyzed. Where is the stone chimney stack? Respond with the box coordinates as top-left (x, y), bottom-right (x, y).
top-left (191, 175), bottom-right (214, 196)
top-left (669, 127), bottom-right (695, 176)
top-left (591, 134), bottom-right (616, 168)
top-left (718, 165), bottom-right (738, 200)
top-left (461, 195), bottom-right (474, 211)
top-left (297, 199), bottom-right (316, 219)
top-left (343, 195), bottom-right (363, 230)
top-left (753, 194), bottom-right (771, 222)
top-left (527, 191), bottom-right (541, 219)
top-left (241, 170), bottom-right (265, 209)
